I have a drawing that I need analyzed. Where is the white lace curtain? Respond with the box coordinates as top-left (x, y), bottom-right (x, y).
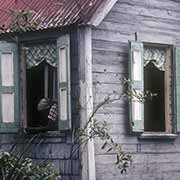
top-left (25, 43), bottom-right (57, 69)
top-left (143, 47), bottom-right (166, 71)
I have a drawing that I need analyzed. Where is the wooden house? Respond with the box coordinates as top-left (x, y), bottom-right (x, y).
top-left (0, 0), bottom-right (180, 180)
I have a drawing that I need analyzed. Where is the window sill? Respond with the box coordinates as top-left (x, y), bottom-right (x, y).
top-left (139, 132), bottom-right (177, 140)
top-left (24, 127), bottom-right (66, 137)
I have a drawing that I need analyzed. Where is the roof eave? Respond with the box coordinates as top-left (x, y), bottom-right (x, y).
top-left (87, 0), bottom-right (118, 26)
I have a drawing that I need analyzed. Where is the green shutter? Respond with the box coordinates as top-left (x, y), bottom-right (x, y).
top-left (129, 41), bottom-right (144, 132)
top-left (0, 41), bottom-right (19, 133)
top-left (174, 45), bottom-right (180, 133)
top-left (57, 35), bottom-right (71, 130)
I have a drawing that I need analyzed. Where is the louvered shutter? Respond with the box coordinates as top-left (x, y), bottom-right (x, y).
top-left (129, 41), bottom-right (144, 132)
top-left (0, 41), bottom-right (19, 133)
top-left (57, 35), bottom-right (71, 130)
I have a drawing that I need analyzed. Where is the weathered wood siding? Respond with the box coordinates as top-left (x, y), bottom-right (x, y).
top-left (92, 0), bottom-right (180, 179)
top-left (0, 134), bottom-right (80, 180)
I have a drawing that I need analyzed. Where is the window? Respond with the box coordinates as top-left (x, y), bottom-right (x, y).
top-left (25, 42), bottom-right (58, 131)
top-left (144, 46), bottom-right (172, 132)
top-left (0, 34), bottom-right (71, 133)
top-left (129, 41), bottom-right (180, 134)
top-left (22, 35), bottom-right (72, 132)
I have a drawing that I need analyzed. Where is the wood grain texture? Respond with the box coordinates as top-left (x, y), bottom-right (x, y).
top-left (1, 53), bottom-right (14, 86)
top-left (57, 34), bottom-right (71, 130)
top-left (2, 93), bottom-right (14, 123)
top-left (92, 0), bottom-right (180, 179)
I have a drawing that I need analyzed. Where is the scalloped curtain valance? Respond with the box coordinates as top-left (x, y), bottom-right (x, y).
top-left (143, 47), bottom-right (166, 71)
top-left (25, 43), bottom-right (57, 69)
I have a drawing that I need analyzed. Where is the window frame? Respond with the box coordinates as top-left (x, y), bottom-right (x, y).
top-left (20, 35), bottom-right (71, 133)
top-left (144, 43), bottom-right (172, 133)
top-left (129, 41), bottom-right (177, 136)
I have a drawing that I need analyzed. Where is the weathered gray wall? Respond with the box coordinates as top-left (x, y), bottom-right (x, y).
top-left (92, 0), bottom-right (180, 180)
top-left (0, 133), bottom-right (80, 180)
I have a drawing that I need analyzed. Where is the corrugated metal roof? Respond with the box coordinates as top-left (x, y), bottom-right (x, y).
top-left (0, 0), bottom-right (104, 33)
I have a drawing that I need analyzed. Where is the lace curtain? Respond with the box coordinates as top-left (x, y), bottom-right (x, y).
top-left (143, 47), bottom-right (166, 71)
top-left (25, 43), bottom-right (57, 69)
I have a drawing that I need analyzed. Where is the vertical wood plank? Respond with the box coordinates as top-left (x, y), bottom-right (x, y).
top-left (59, 47), bottom-right (68, 121)
top-left (1, 52), bottom-right (14, 86)
top-left (44, 64), bottom-right (49, 98)
top-left (165, 48), bottom-right (172, 133)
top-left (175, 45), bottom-right (180, 132)
top-left (78, 26), bottom-right (96, 180)
top-left (59, 48), bottom-right (67, 82)
top-left (60, 89), bottom-right (67, 121)
top-left (20, 47), bottom-right (27, 129)
top-left (2, 93), bottom-right (14, 123)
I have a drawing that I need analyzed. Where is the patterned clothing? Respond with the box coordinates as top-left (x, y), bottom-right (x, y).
top-left (48, 104), bottom-right (57, 121)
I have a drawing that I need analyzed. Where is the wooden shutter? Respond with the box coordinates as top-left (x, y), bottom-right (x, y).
top-left (129, 41), bottom-right (144, 132)
top-left (0, 42), bottom-right (19, 133)
top-left (174, 45), bottom-right (180, 133)
top-left (57, 35), bottom-right (71, 130)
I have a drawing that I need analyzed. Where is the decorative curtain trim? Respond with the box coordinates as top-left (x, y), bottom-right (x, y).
top-left (144, 48), bottom-right (166, 71)
top-left (25, 43), bottom-right (57, 69)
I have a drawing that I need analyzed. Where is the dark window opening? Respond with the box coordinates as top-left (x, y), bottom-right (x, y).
top-left (27, 61), bottom-right (58, 131)
top-left (144, 62), bottom-right (165, 131)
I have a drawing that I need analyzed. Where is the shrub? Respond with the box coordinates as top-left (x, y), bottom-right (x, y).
top-left (0, 151), bottom-right (60, 180)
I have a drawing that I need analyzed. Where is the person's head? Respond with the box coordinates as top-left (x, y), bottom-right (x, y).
top-left (37, 98), bottom-right (50, 111)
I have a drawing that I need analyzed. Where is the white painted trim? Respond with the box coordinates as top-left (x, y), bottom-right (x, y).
top-left (88, 0), bottom-right (118, 26)
top-left (78, 26), bottom-right (96, 180)
top-left (85, 27), bottom-right (96, 180)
